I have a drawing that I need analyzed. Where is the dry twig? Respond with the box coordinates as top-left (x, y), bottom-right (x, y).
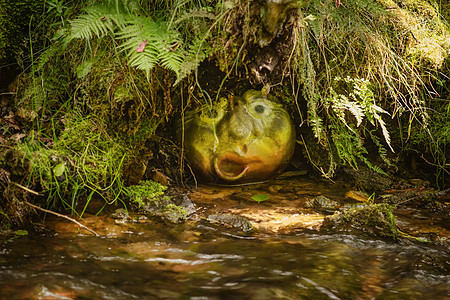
top-left (12, 182), bottom-right (100, 236)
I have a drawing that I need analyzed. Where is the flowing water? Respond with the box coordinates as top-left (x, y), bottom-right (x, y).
top-left (1, 177), bottom-right (449, 299)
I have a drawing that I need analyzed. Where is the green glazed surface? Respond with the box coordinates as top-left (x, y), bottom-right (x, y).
top-left (183, 90), bottom-right (295, 183)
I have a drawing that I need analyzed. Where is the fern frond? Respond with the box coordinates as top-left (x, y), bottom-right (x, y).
top-left (117, 16), bottom-right (160, 43)
top-left (359, 156), bottom-right (388, 175)
top-left (373, 111), bottom-right (393, 152)
top-left (64, 1), bottom-right (216, 81)
top-left (128, 48), bottom-right (158, 78)
top-left (158, 48), bottom-right (184, 75)
top-left (66, 5), bottom-right (115, 41)
top-left (117, 16), bottom-right (184, 78)
top-left (309, 109), bottom-right (325, 141)
top-left (331, 93), bottom-right (364, 127)
top-left (174, 36), bottom-right (211, 84)
top-left (155, 28), bottom-right (184, 75)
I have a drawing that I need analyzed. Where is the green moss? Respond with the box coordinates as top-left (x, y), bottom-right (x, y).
top-left (126, 180), bottom-right (167, 207)
top-left (4, 115), bottom-right (128, 215)
top-left (163, 204), bottom-right (188, 223)
top-left (327, 203), bottom-right (399, 239)
top-left (126, 180), bottom-right (188, 223)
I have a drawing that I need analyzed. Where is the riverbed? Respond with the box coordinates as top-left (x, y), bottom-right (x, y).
top-left (1, 175), bottom-right (449, 299)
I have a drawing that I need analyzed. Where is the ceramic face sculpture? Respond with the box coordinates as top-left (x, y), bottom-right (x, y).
top-left (183, 90), bottom-right (295, 183)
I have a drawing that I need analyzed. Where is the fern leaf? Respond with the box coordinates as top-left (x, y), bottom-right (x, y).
top-left (174, 36), bottom-right (212, 85)
top-left (310, 112), bottom-right (325, 141)
top-left (66, 5), bottom-right (115, 41)
top-left (158, 47), bottom-right (183, 75)
top-left (116, 17), bottom-right (159, 76)
top-left (63, 1), bottom-right (212, 80)
top-left (373, 112), bottom-right (394, 152)
top-left (153, 24), bottom-right (183, 75)
top-left (129, 49), bottom-right (158, 77)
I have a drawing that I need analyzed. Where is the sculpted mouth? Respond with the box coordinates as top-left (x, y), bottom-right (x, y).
top-left (214, 153), bottom-right (257, 181)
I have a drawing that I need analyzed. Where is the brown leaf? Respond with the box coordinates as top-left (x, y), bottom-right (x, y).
top-left (10, 133), bottom-right (26, 142)
top-left (152, 170), bottom-right (171, 186)
top-left (136, 40), bottom-right (148, 53)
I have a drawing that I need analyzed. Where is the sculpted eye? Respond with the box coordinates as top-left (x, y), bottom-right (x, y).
top-left (209, 109), bottom-right (219, 118)
top-left (254, 104), bottom-right (265, 114)
top-left (200, 107), bottom-right (224, 123)
top-left (249, 101), bottom-right (271, 118)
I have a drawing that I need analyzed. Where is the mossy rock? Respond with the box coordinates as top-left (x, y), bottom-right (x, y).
top-left (127, 180), bottom-right (195, 223)
top-left (323, 203), bottom-right (399, 239)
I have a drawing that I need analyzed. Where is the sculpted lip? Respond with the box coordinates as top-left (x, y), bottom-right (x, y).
top-left (214, 152), bottom-right (261, 181)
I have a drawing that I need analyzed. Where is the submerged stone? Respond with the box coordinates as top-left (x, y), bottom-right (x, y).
top-left (306, 195), bottom-right (341, 212)
top-left (207, 213), bottom-right (253, 232)
top-left (181, 90), bottom-right (295, 184)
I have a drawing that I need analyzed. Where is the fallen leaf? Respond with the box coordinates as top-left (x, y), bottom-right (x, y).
top-left (53, 163), bottom-right (65, 177)
top-left (251, 194), bottom-right (270, 203)
top-left (10, 133), bottom-right (26, 142)
top-left (136, 40), bottom-right (148, 52)
top-left (152, 170), bottom-right (170, 186)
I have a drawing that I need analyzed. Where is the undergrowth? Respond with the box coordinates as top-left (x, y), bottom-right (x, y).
top-left (295, 0), bottom-right (450, 181)
top-left (62, 0), bottom-right (217, 83)
top-left (19, 115), bottom-right (128, 217)
top-left (126, 180), bottom-right (188, 222)
top-left (126, 179), bottom-right (167, 208)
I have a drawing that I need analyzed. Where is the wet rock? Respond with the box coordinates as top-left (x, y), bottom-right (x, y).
top-left (268, 185), bottom-right (283, 193)
top-left (140, 194), bottom-right (196, 223)
top-left (127, 181), bottom-right (196, 223)
top-left (382, 188), bottom-right (449, 214)
top-left (207, 213), bottom-right (253, 232)
top-left (342, 167), bottom-right (393, 193)
top-left (275, 170), bottom-right (308, 179)
top-left (141, 201), bottom-right (184, 223)
top-left (306, 195), bottom-right (340, 212)
top-left (171, 192), bottom-right (196, 216)
top-left (323, 203), bottom-right (399, 239)
top-left (110, 208), bottom-right (132, 224)
top-left (232, 208), bottom-right (325, 233)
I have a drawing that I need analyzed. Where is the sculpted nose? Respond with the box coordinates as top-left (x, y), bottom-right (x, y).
top-left (229, 110), bottom-right (252, 139)
top-left (232, 122), bottom-right (251, 139)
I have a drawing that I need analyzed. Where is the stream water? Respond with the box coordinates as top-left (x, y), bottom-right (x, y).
top-left (0, 177), bottom-right (449, 299)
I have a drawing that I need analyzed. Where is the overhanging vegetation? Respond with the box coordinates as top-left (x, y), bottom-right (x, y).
top-left (0, 0), bottom-right (449, 230)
